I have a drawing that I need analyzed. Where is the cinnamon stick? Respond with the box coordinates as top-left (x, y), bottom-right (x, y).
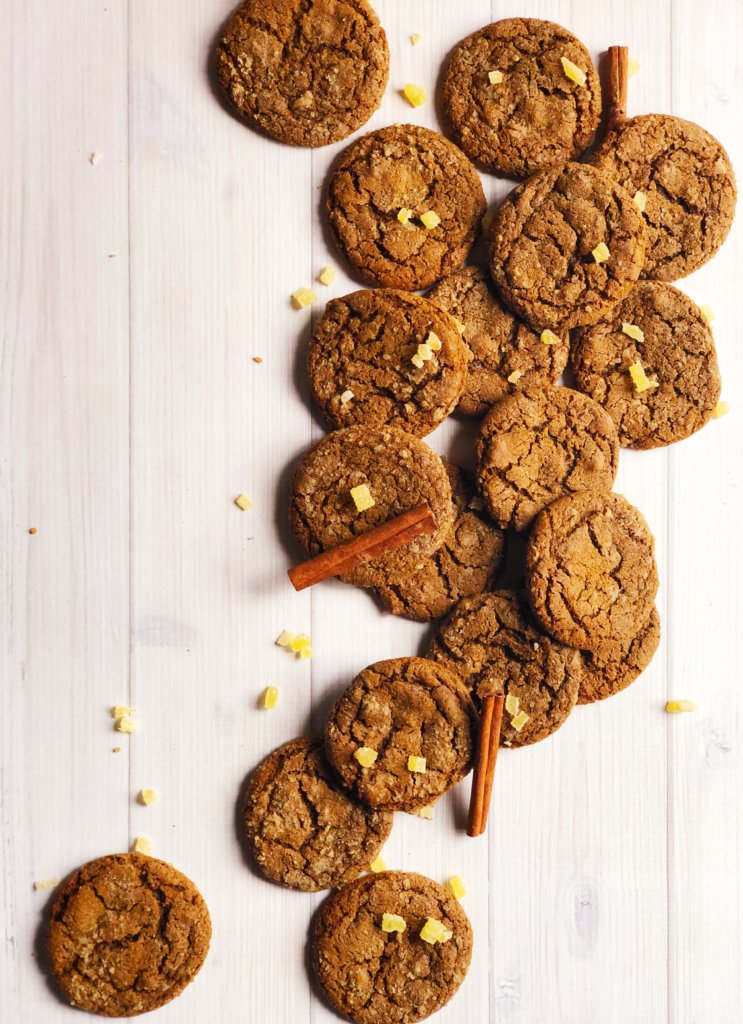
top-left (467, 693), bottom-right (505, 838)
top-left (287, 503), bottom-right (437, 592)
top-left (606, 45), bottom-right (629, 133)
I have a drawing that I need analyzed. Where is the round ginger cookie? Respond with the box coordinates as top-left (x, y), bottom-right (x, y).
top-left (308, 290), bottom-right (468, 437)
top-left (47, 853), bottom-right (211, 1017)
top-left (489, 162), bottom-right (647, 332)
top-left (244, 737), bottom-right (393, 892)
top-left (374, 463), bottom-right (505, 621)
top-left (290, 425), bottom-right (455, 588)
top-left (428, 591), bottom-right (581, 748)
top-left (578, 606), bottom-right (661, 704)
top-left (324, 657), bottom-right (477, 812)
top-left (427, 265), bottom-right (569, 415)
top-left (441, 18), bottom-right (601, 178)
top-left (526, 490), bottom-right (659, 652)
top-left (591, 114), bottom-right (737, 281)
top-left (476, 385), bottom-right (619, 532)
top-left (570, 281), bottom-right (722, 449)
top-left (215, 0), bottom-right (389, 148)
top-left (326, 124), bottom-right (486, 290)
top-left (313, 871), bottom-right (472, 1024)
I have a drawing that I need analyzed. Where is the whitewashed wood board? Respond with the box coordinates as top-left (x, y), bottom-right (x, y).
top-left (1, 0), bottom-right (742, 1021)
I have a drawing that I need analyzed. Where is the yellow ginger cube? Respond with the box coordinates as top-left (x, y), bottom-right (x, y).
top-left (403, 83), bottom-right (427, 108)
top-left (628, 56), bottom-right (641, 77)
top-left (131, 836), bottom-right (152, 855)
top-left (111, 705), bottom-right (135, 719)
top-left (291, 288), bottom-right (316, 309)
top-left (260, 686), bottom-right (279, 710)
top-left (234, 493), bottom-right (253, 511)
top-left (138, 788), bottom-right (158, 806)
top-left (417, 343), bottom-right (433, 362)
top-left (370, 856), bottom-right (387, 873)
top-left (416, 804), bottom-right (434, 820)
top-left (505, 693), bottom-right (520, 716)
top-left (426, 331), bottom-right (442, 351)
top-left (318, 266), bottom-right (336, 286)
top-left (289, 633), bottom-right (312, 653)
top-left (355, 746), bottom-right (378, 768)
top-left (560, 56), bottom-right (587, 86)
top-left (298, 647), bottom-right (313, 660)
top-left (275, 629), bottom-right (295, 648)
top-left (420, 210), bottom-right (441, 230)
top-left (411, 354), bottom-right (425, 369)
top-left (633, 191), bottom-right (647, 212)
top-left (629, 361), bottom-right (659, 394)
top-left (511, 710), bottom-right (530, 732)
top-left (507, 370), bottom-right (523, 384)
top-left (34, 878), bottom-right (60, 892)
top-left (713, 401), bottom-right (729, 419)
top-left (397, 207), bottom-right (414, 225)
top-left (541, 329), bottom-right (560, 346)
top-left (420, 918), bottom-right (453, 944)
top-left (448, 876), bottom-right (466, 900)
top-left (407, 755), bottom-right (427, 773)
top-left (488, 70), bottom-right (504, 84)
top-left (350, 484), bottom-right (375, 512)
top-left (622, 323), bottom-right (645, 344)
top-left (410, 33), bottom-right (422, 46)
top-left (115, 715), bottom-right (137, 734)
top-left (592, 242), bottom-right (610, 264)
top-left (699, 304), bottom-right (715, 322)
top-left (381, 913), bottom-right (406, 933)
top-left (340, 389), bottom-right (354, 405)
top-left (666, 700), bottom-right (696, 713)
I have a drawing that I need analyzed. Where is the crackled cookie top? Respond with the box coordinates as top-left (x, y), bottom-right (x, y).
top-left (244, 737), bottom-right (392, 892)
top-left (476, 385), bottom-right (619, 531)
top-left (441, 18), bottom-right (601, 178)
top-left (215, 0), bottom-right (389, 147)
top-left (571, 281), bottom-right (722, 449)
top-left (579, 606), bottom-right (661, 704)
top-left (290, 425), bottom-right (454, 588)
top-left (327, 124), bottom-right (486, 290)
top-left (489, 162), bottom-right (647, 331)
top-left (308, 290), bottom-right (467, 437)
top-left (313, 871), bottom-right (472, 1024)
top-left (47, 853), bottom-right (211, 1017)
top-left (427, 266), bottom-right (569, 415)
top-left (591, 114), bottom-right (737, 280)
top-left (324, 657), bottom-right (476, 811)
top-left (375, 464), bottom-right (505, 621)
top-left (428, 591), bottom-right (581, 747)
top-left (526, 490), bottom-right (659, 652)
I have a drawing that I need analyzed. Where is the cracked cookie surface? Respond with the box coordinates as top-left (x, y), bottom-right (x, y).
top-left (427, 266), bottom-right (569, 415)
top-left (375, 464), bottom-right (505, 621)
top-left (578, 606), bottom-right (661, 704)
top-left (244, 737), bottom-right (392, 891)
top-left (441, 18), bottom-right (601, 178)
top-left (326, 124), bottom-right (486, 290)
top-left (591, 114), bottom-right (737, 281)
top-left (428, 590), bottom-right (581, 747)
top-left (526, 490), bottom-right (659, 652)
top-left (313, 871), bottom-right (472, 1024)
top-left (476, 385), bottom-right (619, 531)
top-left (571, 281), bottom-right (721, 449)
top-left (215, 0), bottom-right (389, 147)
top-left (308, 290), bottom-right (467, 437)
top-left (290, 425), bottom-right (454, 588)
top-left (489, 162), bottom-right (647, 331)
top-left (324, 657), bottom-right (476, 811)
top-left (47, 853), bottom-right (210, 1017)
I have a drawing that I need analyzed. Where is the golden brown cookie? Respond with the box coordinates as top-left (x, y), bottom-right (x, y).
top-left (290, 425), bottom-right (455, 588)
top-left (476, 385), bottom-right (619, 531)
top-left (570, 281), bottom-right (722, 449)
top-left (526, 491), bottom-right (659, 652)
top-left (308, 290), bottom-right (467, 437)
top-left (374, 464), bottom-right (505, 621)
top-left (47, 853), bottom-right (210, 1017)
top-left (591, 114), bottom-right (737, 281)
top-left (243, 737), bottom-right (393, 892)
top-left (441, 18), bottom-right (601, 178)
top-left (215, 0), bottom-right (389, 147)
top-left (326, 124), bottom-right (486, 290)
top-left (427, 266), bottom-right (569, 415)
top-left (489, 162), bottom-right (647, 331)
top-left (324, 657), bottom-right (476, 812)
top-left (578, 606), bottom-right (661, 704)
top-left (313, 871), bottom-right (473, 1024)
top-left (428, 590), bottom-right (581, 747)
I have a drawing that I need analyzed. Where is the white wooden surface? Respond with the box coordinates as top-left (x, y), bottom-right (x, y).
top-left (2, 1), bottom-right (742, 1021)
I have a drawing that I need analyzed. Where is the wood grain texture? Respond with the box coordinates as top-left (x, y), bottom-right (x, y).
top-left (1, 1), bottom-right (741, 1022)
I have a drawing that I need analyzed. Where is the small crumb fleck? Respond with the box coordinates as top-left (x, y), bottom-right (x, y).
top-left (713, 400), bottom-right (729, 419)
top-left (505, 693), bottom-right (520, 716)
top-left (381, 913), bottom-right (406, 934)
top-left (350, 484), bottom-right (375, 512)
top-left (665, 699), bottom-right (696, 713)
top-left (402, 83), bottom-right (427, 107)
top-left (131, 836), bottom-right (152, 855)
top-left (108, 253), bottom-right (117, 259)
top-left (253, 356), bottom-right (263, 363)
top-left (468, 495), bottom-right (484, 511)
top-left (397, 207), bottom-right (414, 225)
top-left (28, 527), bottom-right (37, 534)
top-left (318, 266), bottom-right (336, 286)
top-left (291, 287), bottom-right (316, 309)
top-left (426, 331), bottom-right (442, 351)
top-left (234, 493), bottom-right (254, 511)
top-left (633, 190), bottom-right (647, 212)
top-left (115, 715), bottom-right (137, 734)
top-left (34, 878), bottom-right (60, 892)
top-left (420, 210), bottom-right (441, 230)
top-left (628, 56), bottom-right (641, 77)
top-left (452, 317), bottom-right (466, 335)
top-left (138, 788), bottom-right (158, 806)
top-left (488, 70), bottom-right (504, 85)
top-left (355, 746), bottom-right (378, 768)
top-left (416, 804), bottom-right (434, 820)
top-left (560, 56), bottom-right (587, 86)
top-left (541, 329), bottom-right (561, 346)
top-left (260, 686), bottom-right (279, 710)
top-left (699, 304), bottom-right (715, 322)
top-left (448, 876), bottom-right (466, 900)
top-left (592, 242), bottom-right (610, 264)
top-left (420, 918), bottom-right (453, 944)
top-left (407, 755), bottom-right (426, 773)
top-left (410, 33), bottom-right (422, 46)
top-left (629, 361), bottom-right (659, 394)
top-left (622, 322), bottom-right (645, 343)
top-left (112, 747), bottom-right (121, 753)
top-left (90, 151), bottom-right (103, 166)
top-left (370, 856), bottom-right (387, 873)
top-left (340, 389), bottom-right (354, 405)
top-left (507, 370), bottom-right (523, 384)
top-left (510, 710), bottom-right (530, 732)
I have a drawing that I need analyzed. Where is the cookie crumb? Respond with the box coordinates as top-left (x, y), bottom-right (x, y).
top-left (420, 918), bottom-right (453, 944)
top-left (628, 56), bottom-right (641, 77)
top-left (253, 356), bottom-right (263, 363)
top-left (112, 746), bottom-right (121, 753)
top-left (291, 288), bottom-right (316, 309)
top-left (592, 242), bottom-right (610, 264)
top-left (354, 746), bottom-right (378, 768)
top-left (370, 856), bottom-right (387, 873)
top-left (447, 876), bottom-right (466, 900)
top-left (666, 699), bottom-right (696, 713)
top-left (505, 693), bottom-right (520, 715)
top-left (633, 190), bottom-right (647, 212)
top-left (381, 913), bottom-right (406, 934)
top-left (510, 710), bottom-right (530, 732)
top-left (407, 755), bottom-right (426, 773)
top-left (488, 70), bottom-right (504, 85)
top-left (260, 686), bottom-right (279, 710)
top-left (115, 715), bottom-right (137, 734)
top-left (340, 389), bottom-right (354, 405)
top-left (34, 878), bottom-right (59, 892)
top-left (234, 493), bottom-right (254, 511)
top-left (507, 370), bottom-right (523, 384)
top-left (402, 83), bottom-right (427, 107)
top-left (350, 484), bottom-right (375, 512)
top-left (699, 304), bottom-right (715, 322)
top-left (28, 527), bottom-right (37, 534)
top-left (318, 266), bottom-right (336, 286)
top-left (426, 331), bottom-right (442, 351)
top-left (138, 788), bottom-right (158, 806)
top-left (629, 361), bottom-right (659, 394)
top-left (713, 400), bottom-right (729, 419)
top-left (560, 56), bottom-right (587, 86)
top-left (416, 804), bottom-right (434, 820)
top-left (131, 836), bottom-right (152, 855)
top-left (420, 210), bottom-right (441, 230)
top-left (410, 33), bottom-right (422, 46)
top-left (541, 329), bottom-right (561, 346)
top-left (90, 151), bottom-right (103, 165)
top-left (622, 322), bottom-right (645, 343)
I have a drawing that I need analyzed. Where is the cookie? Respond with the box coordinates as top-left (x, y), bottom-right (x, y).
top-left (428, 591), bottom-right (581, 748)
top-left (526, 490), bottom-right (659, 652)
top-left (326, 124), bottom-right (486, 290)
top-left (578, 606), bottom-right (661, 704)
top-left (47, 853), bottom-right (210, 1017)
top-left (441, 18), bottom-right (601, 178)
top-left (489, 162), bottom-right (647, 331)
top-left (308, 290), bottom-right (468, 437)
top-left (324, 657), bottom-right (476, 812)
top-left (427, 266), bottom-right (569, 415)
top-left (244, 737), bottom-right (393, 892)
top-left (215, 0), bottom-right (389, 148)
top-left (290, 425), bottom-right (455, 588)
top-left (570, 281), bottom-right (722, 449)
top-left (591, 114), bottom-right (737, 281)
top-left (476, 385), bottom-right (619, 532)
top-left (313, 871), bottom-right (472, 1024)
top-left (375, 464), bottom-right (505, 621)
